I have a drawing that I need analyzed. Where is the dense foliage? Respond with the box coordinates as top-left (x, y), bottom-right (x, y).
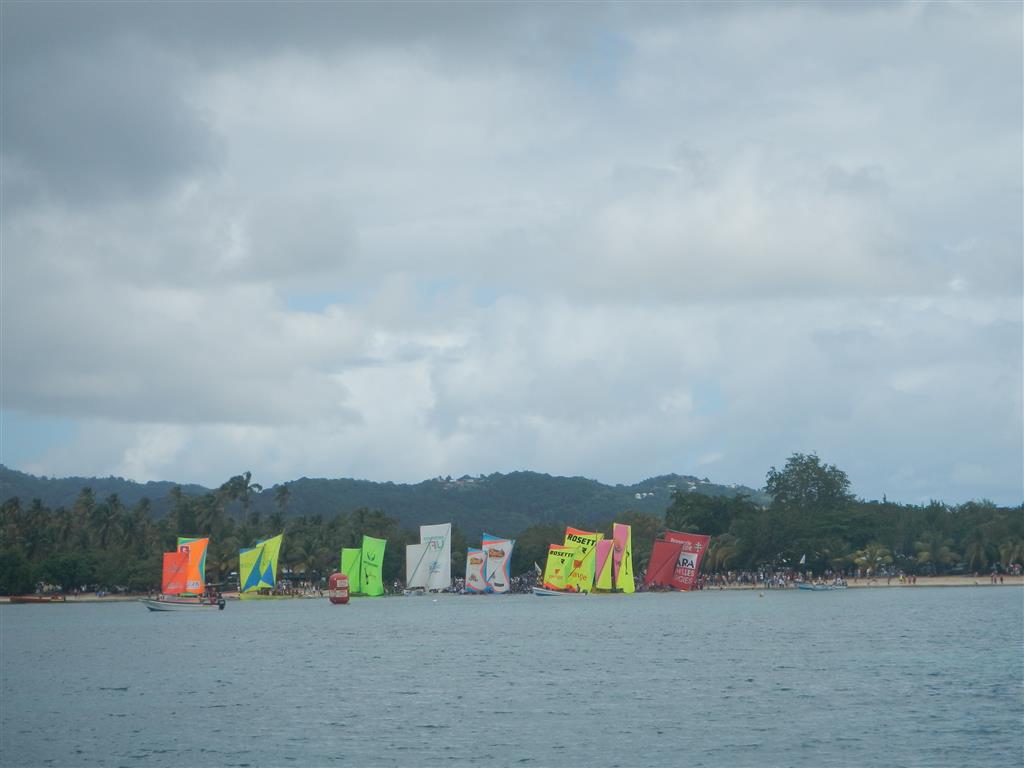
top-left (1, 455), bottom-right (1020, 594)
top-left (0, 465), bottom-right (767, 535)
top-left (666, 454), bottom-right (1024, 576)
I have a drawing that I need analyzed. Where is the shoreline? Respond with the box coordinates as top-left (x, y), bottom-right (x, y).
top-left (1, 575), bottom-right (1021, 603)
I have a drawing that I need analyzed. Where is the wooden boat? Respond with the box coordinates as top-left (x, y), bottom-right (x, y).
top-left (532, 586), bottom-right (587, 596)
top-left (140, 595), bottom-right (225, 611)
top-left (796, 582), bottom-right (848, 591)
top-left (9, 594), bottom-right (66, 604)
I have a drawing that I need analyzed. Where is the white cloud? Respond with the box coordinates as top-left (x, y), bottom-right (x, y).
top-left (2, 2), bottom-right (1021, 504)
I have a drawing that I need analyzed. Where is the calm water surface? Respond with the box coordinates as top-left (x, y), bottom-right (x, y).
top-left (2, 587), bottom-right (1022, 767)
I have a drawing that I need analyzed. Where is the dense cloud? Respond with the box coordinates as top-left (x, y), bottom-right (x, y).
top-left (2, 1), bottom-right (1021, 503)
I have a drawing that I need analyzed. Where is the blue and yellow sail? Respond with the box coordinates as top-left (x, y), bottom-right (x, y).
top-left (239, 534), bottom-right (284, 593)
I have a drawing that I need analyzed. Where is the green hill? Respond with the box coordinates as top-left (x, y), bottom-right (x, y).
top-left (0, 464), bottom-right (767, 539)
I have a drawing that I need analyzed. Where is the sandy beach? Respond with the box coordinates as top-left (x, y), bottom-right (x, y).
top-left (1, 575), bottom-right (1021, 602)
top-left (715, 575), bottom-right (1024, 590)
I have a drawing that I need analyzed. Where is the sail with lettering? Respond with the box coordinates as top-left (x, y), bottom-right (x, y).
top-left (176, 536), bottom-right (209, 595)
top-left (239, 533), bottom-right (284, 593)
top-left (338, 536), bottom-right (386, 597)
top-left (406, 523), bottom-right (452, 592)
top-left (613, 523), bottom-right (635, 593)
top-left (541, 544), bottom-right (577, 591)
top-left (644, 530), bottom-right (710, 591)
top-left (465, 548), bottom-right (487, 593)
top-left (161, 550), bottom-right (189, 595)
top-left (563, 527), bottom-right (602, 593)
top-left (482, 533), bottom-right (514, 593)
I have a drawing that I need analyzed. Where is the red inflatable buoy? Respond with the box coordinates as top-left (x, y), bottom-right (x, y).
top-left (328, 572), bottom-right (349, 604)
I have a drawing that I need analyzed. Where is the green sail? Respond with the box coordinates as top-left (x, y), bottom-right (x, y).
top-left (360, 535), bottom-right (387, 597)
top-left (340, 548), bottom-right (362, 594)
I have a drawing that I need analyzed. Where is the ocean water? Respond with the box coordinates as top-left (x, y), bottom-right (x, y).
top-left (1, 587), bottom-right (1021, 768)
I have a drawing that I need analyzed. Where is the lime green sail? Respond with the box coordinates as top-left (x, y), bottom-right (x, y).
top-left (360, 535), bottom-right (386, 597)
top-left (340, 548), bottom-right (362, 594)
top-left (543, 544), bottom-right (577, 591)
top-left (563, 527), bottom-right (602, 593)
top-left (239, 534), bottom-right (284, 592)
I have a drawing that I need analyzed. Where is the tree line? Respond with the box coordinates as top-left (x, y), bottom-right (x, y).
top-left (1, 456), bottom-right (1021, 595)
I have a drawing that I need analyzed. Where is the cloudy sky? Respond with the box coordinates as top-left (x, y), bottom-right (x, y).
top-left (2, 1), bottom-right (1021, 504)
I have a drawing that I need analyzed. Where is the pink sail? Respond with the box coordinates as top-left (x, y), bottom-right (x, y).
top-left (612, 523), bottom-right (630, 583)
top-left (593, 539), bottom-right (614, 589)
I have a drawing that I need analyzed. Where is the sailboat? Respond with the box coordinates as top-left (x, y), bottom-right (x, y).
top-left (644, 530), bottom-right (710, 591)
top-left (465, 533), bottom-right (515, 593)
top-left (339, 535), bottom-right (387, 597)
top-left (533, 524), bottom-right (636, 596)
top-left (141, 537), bottom-right (225, 611)
top-left (533, 527), bottom-right (599, 596)
top-left (238, 534), bottom-right (286, 600)
top-left (406, 523), bottom-right (452, 593)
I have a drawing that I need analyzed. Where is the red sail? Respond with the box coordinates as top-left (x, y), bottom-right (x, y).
top-left (663, 530), bottom-right (711, 591)
top-left (644, 539), bottom-right (682, 587)
top-left (162, 551), bottom-right (189, 595)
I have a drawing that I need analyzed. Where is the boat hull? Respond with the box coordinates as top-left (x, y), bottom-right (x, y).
top-left (796, 583), bottom-right (847, 591)
top-left (141, 598), bottom-right (225, 611)
top-left (238, 593), bottom-right (294, 600)
top-left (9, 595), bottom-right (66, 604)
top-left (532, 586), bottom-right (586, 596)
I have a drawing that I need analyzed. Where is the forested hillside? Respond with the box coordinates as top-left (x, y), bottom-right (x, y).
top-left (0, 465), bottom-right (766, 538)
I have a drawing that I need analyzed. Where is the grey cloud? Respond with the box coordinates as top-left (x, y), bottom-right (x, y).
top-left (2, 38), bottom-right (221, 205)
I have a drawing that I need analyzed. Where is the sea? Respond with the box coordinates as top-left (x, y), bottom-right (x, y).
top-left (1, 587), bottom-right (1021, 768)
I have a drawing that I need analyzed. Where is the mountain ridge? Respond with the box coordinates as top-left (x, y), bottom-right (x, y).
top-left (0, 464), bottom-right (769, 537)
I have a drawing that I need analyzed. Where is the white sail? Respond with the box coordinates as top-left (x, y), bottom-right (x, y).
top-left (483, 537), bottom-right (513, 593)
top-left (425, 523), bottom-right (453, 591)
top-left (405, 543), bottom-right (429, 589)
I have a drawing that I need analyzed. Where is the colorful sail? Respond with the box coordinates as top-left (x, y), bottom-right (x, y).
top-left (406, 523), bottom-right (452, 591)
top-left (563, 527), bottom-right (602, 593)
top-left (482, 533), bottom-right (514, 593)
top-left (543, 544), bottom-right (577, 591)
top-left (465, 548), bottom-right (486, 593)
top-left (161, 550), bottom-right (189, 595)
top-left (663, 530), bottom-right (710, 591)
top-left (176, 536), bottom-right (209, 594)
top-left (613, 523), bottom-right (635, 593)
top-left (644, 539), bottom-right (681, 588)
top-left (340, 547), bottom-right (362, 594)
top-left (239, 533), bottom-right (284, 593)
top-left (593, 539), bottom-right (614, 591)
top-left (360, 535), bottom-right (387, 597)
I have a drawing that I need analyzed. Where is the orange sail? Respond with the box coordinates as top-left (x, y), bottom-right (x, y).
top-left (161, 550), bottom-right (189, 595)
top-left (176, 536), bottom-right (210, 594)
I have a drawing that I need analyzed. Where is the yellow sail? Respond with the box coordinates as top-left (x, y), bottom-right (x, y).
top-left (543, 544), bottom-right (577, 591)
top-left (563, 527), bottom-right (602, 593)
top-left (594, 539), bottom-right (614, 590)
top-left (613, 523), bottom-right (635, 593)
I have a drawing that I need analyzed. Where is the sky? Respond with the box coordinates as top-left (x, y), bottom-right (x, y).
top-left (1, 1), bottom-right (1021, 505)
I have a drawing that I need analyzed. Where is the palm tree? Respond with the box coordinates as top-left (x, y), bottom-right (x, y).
top-left (852, 542), bottom-right (893, 577)
top-left (274, 485), bottom-right (290, 518)
top-left (914, 532), bottom-right (958, 575)
top-left (999, 539), bottom-right (1024, 570)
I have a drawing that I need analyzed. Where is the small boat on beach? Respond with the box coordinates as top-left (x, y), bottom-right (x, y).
top-left (9, 594), bottom-right (66, 604)
top-left (532, 586), bottom-right (587, 597)
top-left (796, 582), bottom-right (847, 591)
